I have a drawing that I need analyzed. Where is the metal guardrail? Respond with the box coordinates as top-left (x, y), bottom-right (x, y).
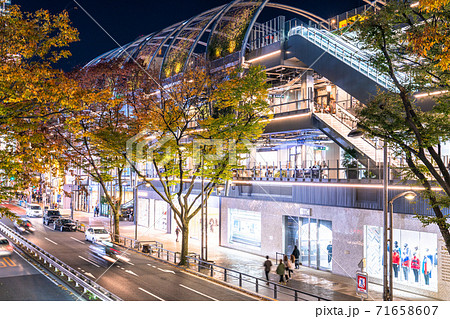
top-left (184, 255), bottom-right (330, 301)
top-left (119, 237), bottom-right (329, 301)
top-left (0, 222), bottom-right (122, 301)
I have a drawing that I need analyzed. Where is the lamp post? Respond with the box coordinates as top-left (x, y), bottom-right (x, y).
top-left (384, 190), bottom-right (416, 301)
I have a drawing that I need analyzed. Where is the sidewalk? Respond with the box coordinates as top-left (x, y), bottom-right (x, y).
top-left (68, 209), bottom-right (438, 301)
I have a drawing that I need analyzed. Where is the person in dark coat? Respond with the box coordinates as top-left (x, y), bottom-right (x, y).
top-left (276, 260), bottom-right (286, 284)
top-left (263, 256), bottom-right (272, 285)
top-left (292, 245), bottom-right (300, 269)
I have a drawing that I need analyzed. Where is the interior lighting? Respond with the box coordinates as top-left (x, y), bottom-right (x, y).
top-left (246, 50), bottom-right (282, 64)
top-left (326, 84), bottom-right (332, 92)
top-left (414, 90), bottom-right (448, 98)
top-left (264, 113), bottom-right (310, 123)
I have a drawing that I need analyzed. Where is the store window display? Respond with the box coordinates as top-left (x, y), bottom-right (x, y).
top-left (364, 226), bottom-right (438, 291)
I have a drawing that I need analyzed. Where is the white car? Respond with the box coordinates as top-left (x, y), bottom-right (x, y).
top-left (26, 204), bottom-right (43, 218)
top-left (85, 227), bottom-right (111, 243)
top-left (0, 236), bottom-right (13, 257)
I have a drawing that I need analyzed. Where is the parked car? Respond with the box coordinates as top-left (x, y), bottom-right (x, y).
top-left (43, 210), bottom-right (62, 225)
top-left (88, 241), bottom-right (130, 266)
top-left (85, 227), bottom-right (111, 243)
top-left (13, 218), bottom-right (35, 234)
top-left (53, 218), bottom-right (77, 232)
top-left (26, 204), bottom-right (43, 218)
top-left (0, 235), bottom-right (13, 257)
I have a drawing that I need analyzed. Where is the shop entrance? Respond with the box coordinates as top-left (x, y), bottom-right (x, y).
top-left (284, 216), bottom-right (332, 270)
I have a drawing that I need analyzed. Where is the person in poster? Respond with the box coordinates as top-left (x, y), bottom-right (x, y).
top-left (402, 243), bottom-right (411, 281)
top-left (422, 249), bottom-right (433, 285)
top-left (392, 241), bottom-right (400, 279)
top-left (411, 250), bottom-right (420, 283)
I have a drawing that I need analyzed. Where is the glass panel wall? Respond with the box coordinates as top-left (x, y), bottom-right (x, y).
top-left (284, 215), bottom-right (332, 270)
top-left (364, 225), bottom-right (438, 291)
top-left (318, 220), bottom-right (333, 270)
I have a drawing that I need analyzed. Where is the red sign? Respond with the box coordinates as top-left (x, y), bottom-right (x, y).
top-left (356, 272), bottom-right (368, 294)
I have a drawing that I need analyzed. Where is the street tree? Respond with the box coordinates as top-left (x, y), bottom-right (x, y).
top-left (351, 0), bottom-right (450, 253)
top-left (0, 5), bottom-right (79, 218)
top-left (53, 60), bottom-right (133, 239)
top-left (124, 63), bottom-right (270, 265)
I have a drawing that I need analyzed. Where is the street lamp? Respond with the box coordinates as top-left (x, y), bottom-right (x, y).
top-left (385, 190), bottom-right (417, 301)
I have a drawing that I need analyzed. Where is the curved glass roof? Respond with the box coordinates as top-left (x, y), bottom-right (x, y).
top-left (86, 0), bottom-right (330, 78)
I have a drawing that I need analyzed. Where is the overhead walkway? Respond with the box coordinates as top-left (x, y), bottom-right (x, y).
top-left (252, 19), bottom-right (404, 167)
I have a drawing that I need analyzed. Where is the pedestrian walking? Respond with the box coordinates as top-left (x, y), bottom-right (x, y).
top-left (292, 245), bottom-right (300, 269)
top-left (263, 256), bottom-right (272, 285)
top-left (175, 226), bottom-right (180, 242)
top-left (276, 259), bottom-right (286, 284)
top-left (94, 206), bottom-right (99, 217)
top-left (283, 255), bottom-right (293, 281)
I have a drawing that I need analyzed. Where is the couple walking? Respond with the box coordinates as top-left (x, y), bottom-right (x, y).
top-left (264, 245), bottom-right (300, 285)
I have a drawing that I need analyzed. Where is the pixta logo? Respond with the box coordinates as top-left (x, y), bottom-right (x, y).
top-left (126, 129), bottom-right (260, 167)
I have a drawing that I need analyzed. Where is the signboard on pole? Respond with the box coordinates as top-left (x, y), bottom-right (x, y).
top-left (356, 272), bottom-right (368, 299)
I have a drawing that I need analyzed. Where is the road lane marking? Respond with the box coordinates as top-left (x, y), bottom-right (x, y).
top-left (179, 284), bottom-right (219, 301)
top-left (78, 255), bottom-right (100, 268)
top-left (157, 267), bottom-right (175, 274)
top-left (44, 237), bottom-right (58, 245)
top-left (70, 237), bottom-right (85, 244)
top-left (138, 287), bottom-right (165, 301)
top-left (84, 272), bottom-right (96, 279)
top-left (125, 269), bottom-right (139, 276)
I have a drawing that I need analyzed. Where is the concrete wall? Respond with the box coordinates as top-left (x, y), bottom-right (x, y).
top-left (220, 196), bottom-right (449, 299)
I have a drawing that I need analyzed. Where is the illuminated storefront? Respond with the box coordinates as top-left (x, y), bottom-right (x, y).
top-left (284, 215), bottom-right (332, 270)
top-left (228, 209), bottom-right (261, 247)
top-left (364, 225), bottom-right (438, 291)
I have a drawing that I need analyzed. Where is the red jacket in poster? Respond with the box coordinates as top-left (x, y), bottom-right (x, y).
top-left (411, 256), bottom-right (420, 270)
top-left (393, 251), bottom-right (400, 265)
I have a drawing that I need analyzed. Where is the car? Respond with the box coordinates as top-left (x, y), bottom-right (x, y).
top-left (43, 209), bottom-right (62, 225)
top-left (88, 241), bottom-right (130, 266)
top-left (13, 218), bottom-right (35, 234)
top-left (26, 204), bottom-right (43, 218)
top-left (85, 227), bottom-right (111, 243)
top-left (53, 218), bottom-right (77, 232)
top-left (0, 236), bottom-right (13, 257)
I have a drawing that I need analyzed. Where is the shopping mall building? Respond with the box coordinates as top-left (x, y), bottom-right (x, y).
top-left (83, 0), bottom-right (450, 299)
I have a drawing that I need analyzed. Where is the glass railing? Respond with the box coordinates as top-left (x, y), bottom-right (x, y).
top-left (288, 23), bottom-right (395, 90)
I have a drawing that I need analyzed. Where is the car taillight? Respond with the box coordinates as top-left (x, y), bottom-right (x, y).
top-left (26, 223), bottom-right (31, 227)
top-left (6, 245), bottom-right (13, 251)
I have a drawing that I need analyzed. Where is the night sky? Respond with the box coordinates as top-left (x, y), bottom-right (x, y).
top-left (15, 0), bottom-right (365, 71)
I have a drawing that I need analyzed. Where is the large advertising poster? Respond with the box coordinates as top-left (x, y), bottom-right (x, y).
top-left (154, 200), bottom-right (168, 232)
top-left (137, 198), bottom-right (149, 227)
top-left (364, 226), bottom-right (438, 291)
top-left (228, 209), bottom-right (261, 247)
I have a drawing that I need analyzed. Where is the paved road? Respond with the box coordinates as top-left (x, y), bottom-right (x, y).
top-left (0, 208), bottom-right (257, 301)
top-left (0, 251), bottom-right (77, 301)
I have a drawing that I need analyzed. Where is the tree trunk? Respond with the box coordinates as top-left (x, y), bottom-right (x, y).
top-left (114, 205), bottom-right (121, 242)
top-left (179, 223), bottom-right (189, 266)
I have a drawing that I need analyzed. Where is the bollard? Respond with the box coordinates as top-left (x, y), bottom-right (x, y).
top-left (256, 279), bottom-right (259, 293)
top-left (224, 269), bottom-right (227, 282)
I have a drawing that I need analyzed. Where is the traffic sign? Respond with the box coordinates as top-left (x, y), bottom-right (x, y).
top-left (356, 272), bottom-right (368, 297)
